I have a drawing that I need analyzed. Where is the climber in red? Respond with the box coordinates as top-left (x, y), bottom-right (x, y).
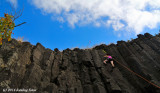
top-left (103, 54), bottom-right (115, 67)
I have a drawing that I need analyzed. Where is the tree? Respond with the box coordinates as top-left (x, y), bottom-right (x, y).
top-left (0, 13), bottom-right (15, 45)
top-left (0, 8), bottom-right (26, 45)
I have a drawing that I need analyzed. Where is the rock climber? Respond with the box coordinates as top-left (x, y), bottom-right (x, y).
top-left (103, 54), bottom-right (115, 67)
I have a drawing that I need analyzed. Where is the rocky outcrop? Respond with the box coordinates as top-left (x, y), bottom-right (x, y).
top-left (0, 33), bottom-right (160, 93)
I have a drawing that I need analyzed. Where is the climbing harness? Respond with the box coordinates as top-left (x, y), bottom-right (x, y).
top-left (113, 58), bottom-right (160, 89)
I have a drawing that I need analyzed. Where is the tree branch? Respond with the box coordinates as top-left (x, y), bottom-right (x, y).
top-left (14, 22), bottom-right (26, 27)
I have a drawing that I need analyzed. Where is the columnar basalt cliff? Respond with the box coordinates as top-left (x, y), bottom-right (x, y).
top-left (0, 33), bottom-right (160, 93)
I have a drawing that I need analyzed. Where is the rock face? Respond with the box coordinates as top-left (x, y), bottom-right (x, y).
top-left (0, 33), bottom-right (160, 93)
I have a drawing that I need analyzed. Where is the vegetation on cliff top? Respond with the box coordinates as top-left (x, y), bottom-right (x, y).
top-left (0, 13), bottom-right (15, 45)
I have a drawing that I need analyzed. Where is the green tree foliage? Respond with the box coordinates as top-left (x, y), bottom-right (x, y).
top-left (0, 13), bottom-right (15, 45)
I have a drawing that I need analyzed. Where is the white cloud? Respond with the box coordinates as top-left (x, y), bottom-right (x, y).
top-left (31, 0), bottom-right (160, 34)
top-left (56, 17), bottom-right (65, 23)
top-left (7, 0), bottom-right (18, 8)
top-left (94, 22), bottom-right (101, 27)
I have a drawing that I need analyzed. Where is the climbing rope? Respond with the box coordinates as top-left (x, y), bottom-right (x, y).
top-left (113, 58), bottom-right (160, 89)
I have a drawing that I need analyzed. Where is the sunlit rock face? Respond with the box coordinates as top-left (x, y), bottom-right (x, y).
top-left (0, 33), bottom-right (160, 93)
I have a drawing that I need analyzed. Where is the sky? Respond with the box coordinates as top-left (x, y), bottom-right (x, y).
top-left (0, 0), bottom-right (160, 50)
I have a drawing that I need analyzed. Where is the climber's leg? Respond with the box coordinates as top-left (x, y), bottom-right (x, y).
top-left (110, 61), bottom-right (115, 67)
top-left (103, 60), bottom-right (107, 64)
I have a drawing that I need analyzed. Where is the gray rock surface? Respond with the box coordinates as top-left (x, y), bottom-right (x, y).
top-left (0, 33), bottom-right (160, 93)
